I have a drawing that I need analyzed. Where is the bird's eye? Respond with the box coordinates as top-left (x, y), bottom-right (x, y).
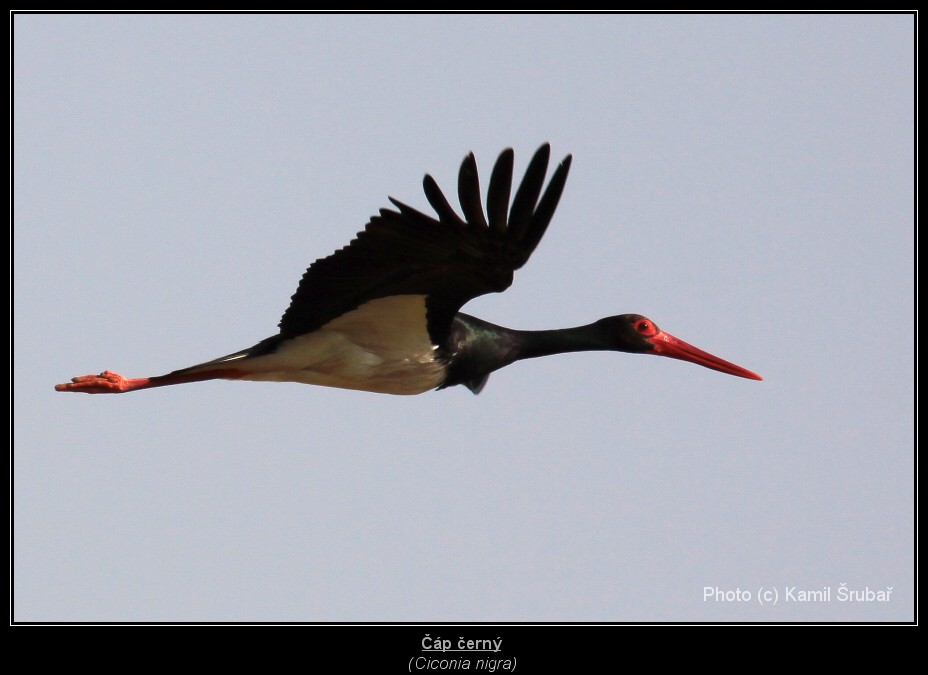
top-left (634, 319), bottom-right (658, 337)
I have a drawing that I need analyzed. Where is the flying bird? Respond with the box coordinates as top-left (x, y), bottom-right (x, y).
top-left (55, 144), bottom-right (761, 396)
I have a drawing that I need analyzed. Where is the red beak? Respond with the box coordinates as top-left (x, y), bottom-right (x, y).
top-left (647, 331), bottom-right (762, 381)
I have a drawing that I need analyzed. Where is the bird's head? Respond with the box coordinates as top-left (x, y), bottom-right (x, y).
top-left (600, 314), bottom-right (762, 380)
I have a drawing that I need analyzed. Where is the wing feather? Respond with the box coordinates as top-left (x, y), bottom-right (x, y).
top-left (486, 148), bottom-right (514, 233)
top-left (277, 144), bottom-right (572, 343)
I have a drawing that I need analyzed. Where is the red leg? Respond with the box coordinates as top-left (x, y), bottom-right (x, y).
top-left (55, 368), bottom-right (245, 394)
top-left (55, 371), bottom-right (152, 394)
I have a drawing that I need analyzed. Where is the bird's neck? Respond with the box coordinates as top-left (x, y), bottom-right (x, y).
top-left (511, 321), bottom-right (614, 360)
top-left (443, 314), bottom-right (613, 390)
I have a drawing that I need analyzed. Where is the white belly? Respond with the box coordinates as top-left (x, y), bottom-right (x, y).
top-left (231, 295), bottom-right (446, 395)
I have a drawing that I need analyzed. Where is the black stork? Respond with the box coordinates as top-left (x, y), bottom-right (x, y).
top-left (55, 144), bottom-right (761, 396)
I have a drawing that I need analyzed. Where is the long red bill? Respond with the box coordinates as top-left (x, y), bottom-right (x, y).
top-left (647, 331), bottom-right (763, 381)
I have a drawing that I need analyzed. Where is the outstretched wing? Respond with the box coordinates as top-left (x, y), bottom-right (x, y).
top-left (278, 144), bottom-right (572, 344)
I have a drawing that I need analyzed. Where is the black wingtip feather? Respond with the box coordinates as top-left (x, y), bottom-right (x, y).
top-left (507, 144), bottom-right (552, 244)
top-left (487, 148), bottom-right (514, 233)
top-left (519, 154), bottom-right (572, 260)
top-left (458, 153), bottom-right (489, 230)
top-left (423, 174), bottom-right (466, 228)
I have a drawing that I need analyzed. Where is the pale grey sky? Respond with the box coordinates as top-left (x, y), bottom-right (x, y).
top-left (14, 13), bottom-right (914, 622)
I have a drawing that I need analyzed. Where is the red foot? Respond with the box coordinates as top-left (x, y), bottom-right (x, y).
top-left (54, 370), bottom-right (150, 394)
